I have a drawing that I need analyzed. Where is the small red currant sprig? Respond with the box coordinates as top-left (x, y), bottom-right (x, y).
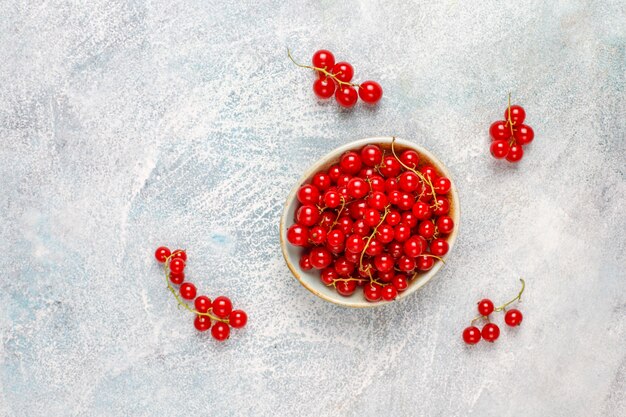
top-left (154, 246), bottom-right (248, 341)
top-left (489, 94), bottom-right (535, 162)
top-left (287, 48), bottom-right (383, 108)
top-left (462, 279), bottom-right (525, 345)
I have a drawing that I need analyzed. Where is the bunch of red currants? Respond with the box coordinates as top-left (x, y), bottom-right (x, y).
top-left (489, 95), bottom-right (535, 162)
top-left (154, 246), bottom-right (248, 341)
top-left (286, 139), bottom-right (455, 302)
top-left (288, 49), bottom-right (383, 108)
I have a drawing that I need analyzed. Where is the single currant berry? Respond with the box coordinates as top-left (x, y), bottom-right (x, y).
top-left (194, 295), bottom-right (212, 313)
top-left (345, 250), bottom-right (360, 263)
top-left (388, 190), bottom-right (402, 206)
top-left (384, 177), bottom-right (399, 192)
top-left (323, 190), bottom-right (342, 208)
top-left (194, 315), bottom-right (211, 332)
top-left (229, 310), bottom-right (248, 328)
top-left (433, 197), bottom-right (450, 216)
top-left (377, 269), bottom-right (395, 282)
top-left (506, 144), bottom-right (524, 162)
top-left (179, 282), bottom-right (197, 300)
top-left (382, 285), bottom-right (398, 301)
top-left (299, 252), bottom-right (313, 271)
top-left (336, 216), bottom-right (353, 235)
top-left (308, 226), bottom-right (327, 245)
top-left (335, 280), bottom-right (357, 296)
top-left (155, 246), bottom-right (171, 263)
top-left (313, 77), bottom-right (336, 99)
top-left (363, 208), bottom-right (381, 227)
top-left (296, 204), bottom-right (320, 226)
top-left (340, 151), bottom-right (362, 174)
top-left (505, 104), bottom-right (526, 125)
top-left (169, 258), bottom-right (185, 274)
top-left (367, 191), bottom-right (388, 211)
top-left (394, 223), bottom-right (412, 242)
top-left (361, 144), bottom-right (383, 167)
top-left (212, 296), bottom-right (233, 318)
top-left (352, 218), bottom-right (371, 235)
top-left (404, 236), bottom-right (424, 258)
top-left (334, 257), bottom-right (355, 277)
top-left (211, 321), bottom-right (230, 341)
top-left (326, 229), bottom-right (345, 247)
top-left (309, 247), bottom-right (333, 269)
top-left (396, 193), bottom-right (415, 211)
top-left (514, 124), bottom-right (534, 145)
top-left (385, 210), bottom-right (402, 226)
top-left (477, 299), bottom-right (495, 316)
top-left (328, 164), bottom-right (342, 183)
top-left (359, 167), bottom-right (376, 178)
top-left (401, 212), bottom-right (418, 228)
top-left (392, 275), bottom-right (408, 292)
top-left (364, 282), bottom-right (383, 302)
top-left (169, 272), bottom-right (185, 285)
top-left (397, 255), bottom-right (416, 272)
top-left (462, 326), bottom-right (481, 345)
top-left (434, 177), bottom-right (451, 194)
top-left (369, 175), bottom-right (386, 192)
top-left (364, 239), bottom-right (384, 256)
top-left (504, 309), bottom-right (523, 327)
top-left (297, 184), bottom-right (321, 205)
top-left (374, 253), bottom-right (395, 272)
top-left (376, 224), bottom-right (395, 243)
top-left (336, 173), bottom-right (352, 187)
top-left (430, 238), bottom-right (449, 256)
top-left (399, 171), bottom-right (420, 192)
top-left (379, 156), bottom-right (402, 178)
top-left (171, 249), bottom-right (187, 261)
top-left (489, 120), bottom-right (512, 141)
top-left (345, 234), bottom-right (366, 253)
top-left (320, 267), bottom-right (338, 285)
top-left (319, 211), bottom-right (336, 229)
top-left (332, 62), bottom-right (354, 82)
top-left (347, 177), bottom-right (369, 199)
top-left (358, 81), bottom-right (383, 104)
top-left (419, 166), bottom-right (438, 182)
top-left (399, 150), bottom-right (419, 168)
top-left (312, 172), bottom-right (332, 191)
top-left (490, 140), bottom-right (510, 159)
top-left (416, 255), bottom-right (434, 271)
top-left (436, 216), bottom-right (455, 234)
top-left (412, 201), bottom-right (432, 220)
top-left (388, 241), bottom-right (404, 259)
top-left (287, 224), bottom-right (309, 246)
top-left (418, 220), bottom-right (435, 239)
top-left (312, 49), bottom-right (335, 71)
top-left (481, 323), bottom-right (500, 342)
top-left (335, 86), bottom-right (359, 108)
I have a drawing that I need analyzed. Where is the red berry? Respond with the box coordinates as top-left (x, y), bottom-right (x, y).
top-left (384, 177), bottom-right (399, 192)
top-left (194, 315), bottom-right (211, 332)
top-left (335, 280), bottom-right (357, 296)
top-left (312, 49), bottom-right (335, 71)
top-left (169, 258), bottom-right (185, 274)
top-left (367, 191), bottom-right (388, 211)
top-left (312, 172), bottom-right (332, 191)
top-left (335, 85), bottom-right (358, 108)
top-left (347, 177), bottom-right (369, 199)
top-left (477, 299), bottom-right (494, 316)
top-left (399, 150), bottom-right (419, 168)
top-left (462, 326), bottom-right (481, 345)
top-left (296, 204), bottom-right (320, 226)
top-left (430, 238), bottom-right (449, 256)
top-left (211, 321), bottom-right (230, 341)
top-left (514, 124), bottom-right (534, 145)
top-left (299, 252), bottom-right (313, 271)
top-left (382, 285), bottom-right (398, 301)
top-left (155, 246), bottom-right (171, 263)
top-left (377, 269), bottom-right (395, 282)
top-left (416, 255), bottom-right (434, 271)
top-left (419, 166), bottom-right (438, 182)
top-left (394, 223), bottom-right (412, 242)
top-left (504, 309), bottom-right (523, 326)
top-left (345, 249), bottom-right (360, 263)
top-left (392, 275), bottom-right (408, 292)
top-left (323, 190), bottom-right (341, 208)
top-left (336, 216), bottom-right (353, 235)
top-left (308, 226), bottom-right (327, 245)
top-left (376, 224), bottom-right (394, 244)
top-left (374, 253), bottom-right (394, 272)
top-left (326, 229), bottom-right (345, 247)
top-left (352, 218), bottom-right (371, 235)
top-left (320, 267), bottom-right (338, 285)
top-left (229, 310), bottom-right (248, 328)
top-left (396, 193), bottom-right (415, 211)
top-left (297, 184), bottom-right (321, 205)
top-left (309, 247), bottom-right (333, 269)
top-left (388, 241), bottom-right (404, 259)
top-left (433, 197), bottom-right (450, 216)
top-left (194, 295), bottom-right (212, 313)
top-left (171, 249), bottom-right (187, 261)
top-left (340, 151), bottom-right (362, 174)
top-left (379, 156), bottom-right (402, 178)
top-left (363, 208), bottom-right (381, 227)
top-left (412, 201), bottom-right (432, 220)
top-left (490, 140), bottom-right (510, 159)
top-left (385, 210), bottom-right (402, 226)
top-left (328, 164), bottom-right (342, 183)
top-left (332, 62), bottom-right (354, 82)
top-left (360, 144), bottom-right (383, 167)
top-left (403, 236), bottom-right (424, 257)
top-left (179, 282), bottom-right (196, 300)
top-left (345, 234), bottom-right (365, 253)
top-left (418, 220), bottom-right (435, 239)
top-left (489, 120), bottom-right (512, 141)
top-left (212, 296), bottom-right (233, 318)
top-left (169, 272), bottom-right (184, 285)
top-left (287, 224), bottom-right (309, 246)
top-left (398, 172), bottom-right (420, 192)
top-left (482, 323), bottom-right (500, 342)
top-left (436, 215), bottom-right (454, 234)
top-left (401, 212), bottom-right (418, 228)
top-left (505, 105), bottom-right (526, 125)
top-left (334, 257), bottom-right (355, 277)
top-left (364, 239), bottom-right (384, 256)
top-left (364, 282), bottom-right (383, 302)
top-left (358, 81), bottom-right (383, 104)
top-left (434, 177), bottom-right (451, 194)
top-left (313, 77), bottom-right (336, 99)
top-left (506, 144), bottom-right (524, 162)
top-left (397, 255), bottom-right (416, 272)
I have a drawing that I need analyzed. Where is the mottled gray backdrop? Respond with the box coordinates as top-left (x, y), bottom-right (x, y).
top-left (1, 1), bottom-right (624, 416)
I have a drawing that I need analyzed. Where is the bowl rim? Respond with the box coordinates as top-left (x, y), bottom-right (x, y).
top-left (279, 136), bottom-right (460, 308)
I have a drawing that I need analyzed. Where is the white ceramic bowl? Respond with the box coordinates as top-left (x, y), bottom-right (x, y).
top-left (280, 136), bottom-right (460, 308)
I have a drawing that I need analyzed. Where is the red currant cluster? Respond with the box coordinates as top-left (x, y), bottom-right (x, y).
top-left (286, 138), bottom-right (455, 302)
top-left (288, 49), bottom-right (383, 108)
top-left (154, 246), bottom-right (248, 341)
top-left (489, 95), bottom-right (535, 162)
top-left (462, 279), bottom-right (525, 345)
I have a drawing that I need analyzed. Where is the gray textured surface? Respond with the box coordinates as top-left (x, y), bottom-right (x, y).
top-left (1, 1), bottom-right (625, 416)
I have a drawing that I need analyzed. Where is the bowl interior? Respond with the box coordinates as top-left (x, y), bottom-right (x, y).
top-left (280, 136), bottom-right (460, 308)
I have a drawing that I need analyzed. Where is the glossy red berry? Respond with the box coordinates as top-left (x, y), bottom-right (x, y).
top-left (394, 223), bottom-right (412, 242)
top-left (385, 210), bottom-right (402, 226)
top-left (382, 285), bottom-right (398, 301)
top-left (328, 164), bottom-right (342, 183)
top-left (489, 120), bottom-right (512, 141)
top-left (379, 156), bottom-right (402, 178)
top-left (308, 226), bottom-right (327, 245)
top-left (179, 282), bottom-right (196, 300)
top-left (313, 77), bottom-right (336, 99)
top-left (399, 171), bottom-right (420, 192)
top-left (320, 267), bottom-right (338, 285)
top-left (419, 166), bottom-right (438, 182)
top-left (309, 247), bottom-right (333, 269)
top-left (287, 224), bottom-right (309, 246)
top-left (403, 236), bottom-right (424, 257)
top-left (332, 62), bottom-right (354, 82)
top-left (340, 151), bottom-right (362, 175)
top-left (418, 220), bottom-right (435, 239)
top-left (312, 49), bottom-right (335, 71)
top-left (434, 177), bottom-right (451, 194)
top-left (169, 272), bottom-right (184, 285)
top-left (462, 326), bottom-right (481, 345)
top-left (358, 81), bottom-right (383, 104)
top-left (169, 258), bottom-right (185, 274)
top-left (171, 250), bottom-right (187, 261)
top-left (514, 124), bottom-right (534, 145)
top-left (416, 255), bottom-right (434, 271)
top-left (345, 234), bottom-right (365, 253)
top-left (505, 105), bottom-right (526, 125)
top-left (397, 255), bottom-right (416, 272)
top-left (211, 321), bottom-right (230, 341)
top-left (482, 323), bottom-right (500, 342)
top-left (312, 172), bottom-right (332, 191)
top-left (212, 296), bottom-right (233, 318)
top-left (376, 224), bottom-right (394, 243)
top-left (335, 280), bottom-right (357, 296)
top-left (296, 204), bottom-right (320, 226)
top-left (229, 310), bottom-right (248, 328)
top-left (399, 150), bottom-right (419, 168)
top-left (194, 295), bottom-right (212, 313)
top-left (374, 253), bottom-right (394, 272)
top-left (436, 215), bottom-right (455, 234)
top-left (504, 309), bottom-right (523, 326)
top-left (506, 144), bottom-right (524, 162)
top-left (477, 299), bottom-right (494, 316)
top-left (490, 140), bottom-right (510, 159)
top-left (412, 201), bottom-right (432, 220)
top-left (430, 238), bottom-right (449, 256)
top-left (392, 275), bottom-right (408, 292)
top-left (299, 252), bottom-right (313, 271)
top-left (334, 257), bottom-right (355, 277)
top-left (297, 184), bottom-right (321, 205)
top-left (360, 144), bottom-right (383, 167)
top-left (364, 282), bottom-right (383, 302)
top-left (155, 246), bottom-right (171, 263)
top-left (335, 86), bottom-right (358, 108)
top-left (363, 208), bottom-right (381, 227)
top-left (347, 177), bottom-right (369, 199)
top-left (194, 315), bottom-right (211, 332)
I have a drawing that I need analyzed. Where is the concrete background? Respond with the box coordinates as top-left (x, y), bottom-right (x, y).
top-left (1, 1), bottom-right (624, 416)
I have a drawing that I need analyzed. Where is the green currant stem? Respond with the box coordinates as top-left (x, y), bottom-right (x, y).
top-left (359, 205), bottom-right (391, 274)
top-left (329, 196), bottom-right (346, 230)
top-left (287, 48), bottom-right (361, 88)
top-left (390, 137), bottom-right (440, 209)
top-left (494, 278), bottom-right (525, 312)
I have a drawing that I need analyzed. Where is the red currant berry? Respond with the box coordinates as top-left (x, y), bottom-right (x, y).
top-left (334, 257), bottom-right (355, 277)
top-left (296, 204), bottom-right (320, 226)
top-left (336, 173), bottom-right (352, 187)
top-left (388, 190), bottom-right (402, 206)
top-left (319, 211), bottom-right (336, 229)
top-left (340, 151), bottom-right (362, 175)
top-left (433, 197), bottom-right (450, 217)
top-left (398, 171), bottom-right (420, 192)
top-left (326, 229), bottom-right (345, 247)
top-left (416, 255), bottom-right (434, 271)
top-left (392, 275), bottom-right (409, 292)
top-left (403, 236), bottom-right (425, 257)
top-left (155, 246), bottom-right (171, 263)
top-left (194, 295), bottom-right (212, 313)
top-left (462, 326), bottom-right (481, 345)
top-left (335, 86), bottom-right (358, 108)
top-left (506, 144), bottom-right (524, 162)
top-left (212, 296), bottom-right (233, 318)
top-left (401, 212), bottom-right (418, 228)
top-left (364, 282), bottom-right (383, 302)
top-left (312, 49), bottom-right (335, 71)
top-left (171, 249), bottom-right (187, 261)
top-left (297, 184), bottom-right (321, 205)
top-left (363, 208), bottom-right (381, 227)
top-left (332, 61), bottom-right (354, 82)
top-left (430, 238), bottom-right (449, 256)
top-left (436, 215), bottom-right (454, 234)
top-left (323, 190), bottom-right (341, 208)
top-left (169, 272), bottom-right (185, 285)
top-left (367, 191), bottom-right (388, 211)
top-left (482, 323), bottom-right (500, 342)
top-left (514, 124), bottom-right (534, 145)
top-left (320, 267), bottom-right (338, 285)
top-left (376, 224), bottom-right (395, 243)
top-left (379, 156), bottom-right (402, 178)
top-left (377, 269), bottom-right (395, 282)
top-left (352, 218), bottom-right (371, 236)
top-left (287, 224), bottom-right (309, 246)
top-left (312, 172), bottom-right (332, 191)
top-left (418, 220), bottom-right (435, 239)
top-left (335, 280), bottom-right (357, 296)
top-left (489, 120), bottom-right (512, 141)
top-left (419, 166), bottom-right (438, 182)
top-left (360, 144), bottom-right (383, 167)
top-left (359, 167), bottom-right (376, 178)
top-left (364, 239), bottom-right (384, 256)
top-left (505, 105), bottom-right (526, 125)
top-left (477, 299), bottom-right (494, 316)
top-left (382, 285), bottom-right (398, 301)
top-left (388, 241), bottom-right (404, 259)
top-left (490, 140), bottom-right (510, 159)
top-left (299, 252), bottom-right (313, 271)
top-left (347, 177), bottom-right (369, 199)
top-left (229, 310), bottom-right (248, 328)
top-left (308, 226), bottom-right (327, 245)
top-left (397, 255), bottom-right (416, 272)
top-left (399, 150), bottom-right (419, 168)
top-left (368, 175), bottom-right (386, 193)
top-left (396, 193), bottom-right (415, 211)
top-left (194, 315), bottom-right (211, 332)
top-left (179, 282), bottom-right (196, 300)
top-left (345, 249), bottom-right (360, 263)
top-left (504, 309), bottom-right (523, 326)
top-left (358, 81), bottom-right (383, 104)
top-left (211, 321), bottom-right (230, 341)
top-left (394, 223), bottom-right (412, 242)
top-left (345, 234), bottom-right (365, 253)
top-left (384, 177), bottom-right (399, 192)
top-left (336, 216), bottom-right (353, 235)
top-left (309, 247), bottom-right (333, 269)
top-left (412, 201), bottom-right (432, 220)
top-left (385, 210), bottom-right (402, 226)
top-left (313, 77), bottom-right (336, 99)
top-left (326, 242), bottom-right (345, 254)
top-left (434, 177), bottom-right (451, 194)
top-left (374, 253), bottom-right (394, 272)
top-left (328, 164), bottom-right (342, 183)
top-left (169, 258), bottom-right (185, 274)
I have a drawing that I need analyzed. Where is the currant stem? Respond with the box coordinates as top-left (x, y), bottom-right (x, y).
top-left (494, 278), bottom-right (525, 312)
top-left (287, 48), bottom-right (361, 88)
top-left (359, 205), bottom-right (391, 273)
top-left (329, 196), bottom-right (346, 230)
top-left (390, 137), bottom-right (440, 209)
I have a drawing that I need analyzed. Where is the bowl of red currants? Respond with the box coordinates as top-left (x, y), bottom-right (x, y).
top-left (280, 137), bottom-right (460, 307)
